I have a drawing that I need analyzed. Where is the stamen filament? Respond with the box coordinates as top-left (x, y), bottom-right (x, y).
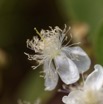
top-left (34, 28), bottom-right (44, 41)
top-left (68, 42), bottom-right (81, 47)
top-left (81, 73), bottom-right (85, 86)
top-left (63, 33), bottom-right (73, 47)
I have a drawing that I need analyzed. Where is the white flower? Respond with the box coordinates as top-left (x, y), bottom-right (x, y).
top-left (62, 64), bottom-right (103, 104)
top-left (25, 25), bottom-right (91, 91)
top-left (17, 98), bottom-right (41, 104)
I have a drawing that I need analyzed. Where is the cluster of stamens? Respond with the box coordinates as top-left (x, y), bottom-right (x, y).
top-left (25, 25), bottom-right (73, 70)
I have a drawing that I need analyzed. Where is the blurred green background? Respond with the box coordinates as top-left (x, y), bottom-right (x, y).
top-left (0, 0), bottom-right (103, 104)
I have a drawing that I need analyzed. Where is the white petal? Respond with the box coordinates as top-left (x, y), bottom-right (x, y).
top-left (54, 53), bottom-right (79, 84)
top-left (62, 46), bottom-right (91, 73)
top-left (62, 90), bottom-right (82, 104)
top-left (43, 59), bottom-right (58, 91)
top-left (85, 64), bottom-right (103, 90)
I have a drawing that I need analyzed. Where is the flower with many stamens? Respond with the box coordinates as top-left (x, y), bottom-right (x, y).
top-left (25, 25), bottom-right (91, 91)
top-left (62, 64), bottom-right (103, 104)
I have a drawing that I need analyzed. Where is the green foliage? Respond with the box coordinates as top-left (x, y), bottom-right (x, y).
top-left (58, 0), bottom-right (103, 36)
top-left (93, 22), bottom-right (103, 65)
top-left (17, 68), bottom-right (55, 104)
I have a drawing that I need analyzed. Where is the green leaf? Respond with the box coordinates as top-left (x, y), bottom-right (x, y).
top-left (57, 0), bottom-right (103, 36)
top-left (94, 21), bottom-right (103, 64)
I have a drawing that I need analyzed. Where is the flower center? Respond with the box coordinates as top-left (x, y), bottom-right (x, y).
top-left (43, 36), bottom-right (61, 59)
top-left (83, 89), bottom-right (98, 104)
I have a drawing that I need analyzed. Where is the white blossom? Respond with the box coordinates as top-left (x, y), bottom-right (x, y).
top-left (62, 64), bottom-right (103, 104)
top-left (17, 98), bottom-right (41, 104)
top-left (25, 25), bottom-right (91, 91)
